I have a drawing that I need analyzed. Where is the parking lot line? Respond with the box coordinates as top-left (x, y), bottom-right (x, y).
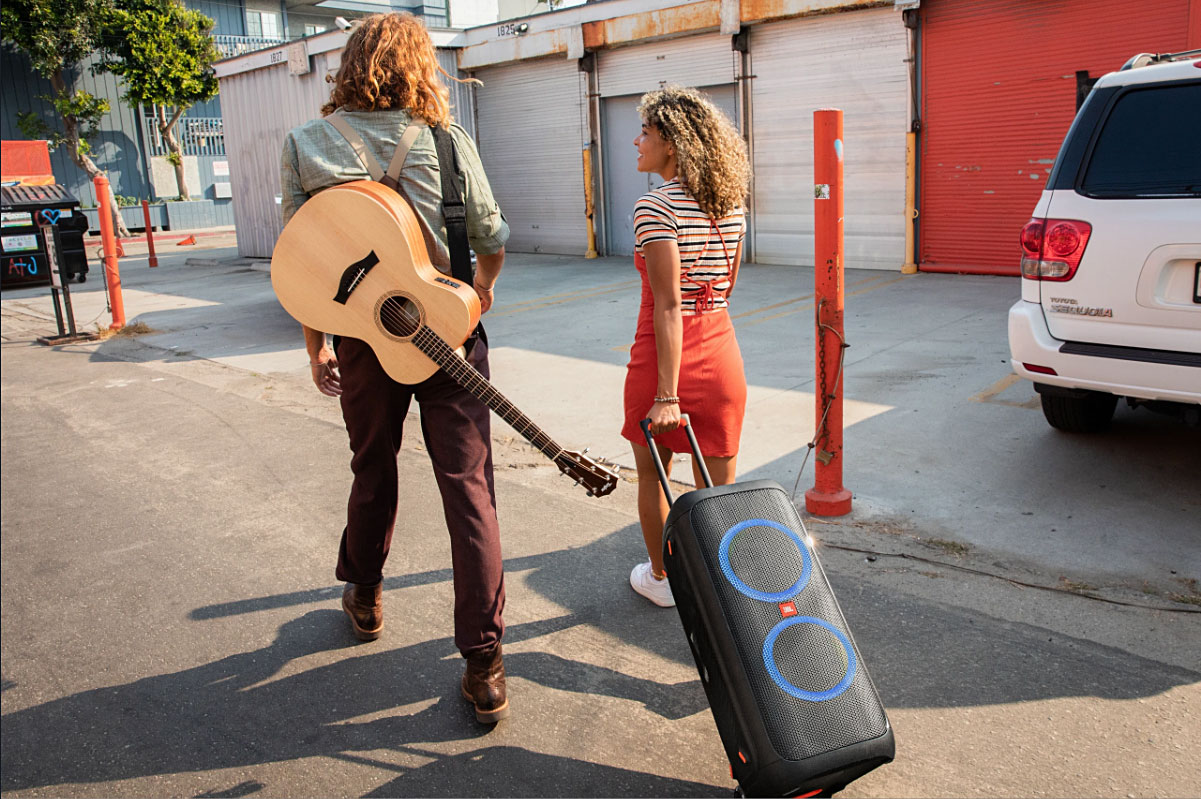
top-left (971, 372), bottom-right (1040, 409)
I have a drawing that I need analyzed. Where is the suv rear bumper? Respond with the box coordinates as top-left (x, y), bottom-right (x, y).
top-left (1008, 300), bottom-right (1201, 403)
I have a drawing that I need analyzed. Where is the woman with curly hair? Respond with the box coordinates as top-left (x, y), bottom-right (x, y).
top-left (622, 86), bottom-right (751, 608)
top-left (279, 13), bottom-right (512, 723)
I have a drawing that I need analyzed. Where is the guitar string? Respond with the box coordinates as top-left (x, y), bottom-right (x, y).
top-left (377, 300), bottom-right (571, 463)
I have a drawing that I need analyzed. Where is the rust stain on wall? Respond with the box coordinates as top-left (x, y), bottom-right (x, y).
top-left (740, 0), bottom-right (889, 25)
top-left (583, 2), bottom-right (722, 50)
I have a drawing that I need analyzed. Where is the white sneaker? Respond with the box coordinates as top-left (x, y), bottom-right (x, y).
top-left (630, 561), bottom-right (675, 607)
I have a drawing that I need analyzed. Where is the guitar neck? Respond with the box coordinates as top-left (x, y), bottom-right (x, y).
top-left (412, 326), bottom-right (566, 462)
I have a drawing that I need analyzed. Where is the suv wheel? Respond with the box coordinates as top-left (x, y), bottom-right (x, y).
top-left (1038, 389), bottom-right (1118, 433)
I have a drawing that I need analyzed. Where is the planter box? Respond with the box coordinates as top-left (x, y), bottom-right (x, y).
top-left (81, 203), bottom-right (167, 234)
top-left (165, 198), bottom-right (235, 230)
top-left (81, 199), bottom-right (233, 233)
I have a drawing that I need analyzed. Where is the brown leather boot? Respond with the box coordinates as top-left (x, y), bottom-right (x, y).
top-left (341, 582), bottom-right (383, 641)
top-left (460, 643), bottom-right (509, 723)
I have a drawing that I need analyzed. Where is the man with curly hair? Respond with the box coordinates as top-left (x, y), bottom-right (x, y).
top-left (280, 12), bottom-right (511, 723)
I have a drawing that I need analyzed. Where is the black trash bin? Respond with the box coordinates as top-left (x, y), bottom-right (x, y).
top-left (1, 184), bottom-right (89, 289)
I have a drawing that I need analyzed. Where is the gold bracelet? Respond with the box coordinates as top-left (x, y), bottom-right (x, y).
top-left (653, 395), bottom-right (680, 404)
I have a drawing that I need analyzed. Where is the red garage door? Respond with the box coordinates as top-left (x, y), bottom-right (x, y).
top-left (918, 0), bottom-right (1193, 275)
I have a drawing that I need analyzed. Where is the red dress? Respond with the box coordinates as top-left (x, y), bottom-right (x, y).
top-left (621, 208), bottom-right (748, 457)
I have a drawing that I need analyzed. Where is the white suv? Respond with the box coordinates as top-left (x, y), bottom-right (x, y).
top-left (1008, 51), bottom-right (1201, 432)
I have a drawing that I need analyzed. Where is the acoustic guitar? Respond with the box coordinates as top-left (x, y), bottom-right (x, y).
top-left (271, 180), bottom-right (619, 498)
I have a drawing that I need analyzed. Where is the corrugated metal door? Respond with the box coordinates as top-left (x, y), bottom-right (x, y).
top-left (597, 33), bottom-right (737, 97)
top-left (750, 7), bottom-right (908, 268)
top-left (219, 43), bottom-right (474, 259)
top-left (474, 57), bottom-right (587, 255)
top-left (220, 51), bottom-right (338, 258)
top-left (919, 0), bottom-right (1192, 275)
top-left (602, 86), bottom-right (738, 255)
top-left (596, 33), bottom-right (740, 256)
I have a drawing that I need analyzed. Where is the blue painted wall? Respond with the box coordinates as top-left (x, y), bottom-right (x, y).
top-left (1, 44), bottom-right (152, 209)
top-left (188, 0), bottom-right (248, 35)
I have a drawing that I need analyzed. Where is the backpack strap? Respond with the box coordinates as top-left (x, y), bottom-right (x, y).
top-left (324, 111), bottom-right (384, 181)
top-left (431, 124), bottom-right (473, 287)
top-left (381, 119), bottom-right (426, 190)
top-left (325, 112), bottom-right (472, 288)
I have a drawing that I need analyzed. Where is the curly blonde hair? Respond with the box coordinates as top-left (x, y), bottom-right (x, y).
top-left (638, 86), bottom-right (750, 218)
top-left (321, 13), bottom-right (470, 126)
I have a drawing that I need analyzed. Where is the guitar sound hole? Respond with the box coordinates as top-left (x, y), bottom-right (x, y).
top-left (379, 295), bottom-right (421, 338)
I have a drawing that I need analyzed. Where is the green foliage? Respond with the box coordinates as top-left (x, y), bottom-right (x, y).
top-left (1, 0), bottom-right (113, 161)
top-left (0, 0), bottom-right (112, 79)
top-left (165, 151), bottom-right (182, 167)
top-left (14, 93), bottom-right (108, 154)
top-left (14, 111), bottom-right (49, 142)
top-left (99, 0), bottom-right (219, 109)
top-left (114, 195), bottom-right (140, 207)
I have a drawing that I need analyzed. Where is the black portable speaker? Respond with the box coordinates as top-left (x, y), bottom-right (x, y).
top-left (641, 419), bottom-right (894, 797)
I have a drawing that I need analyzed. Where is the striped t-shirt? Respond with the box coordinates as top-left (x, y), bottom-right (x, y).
top-left (633, 178), bottom-right (745, 315)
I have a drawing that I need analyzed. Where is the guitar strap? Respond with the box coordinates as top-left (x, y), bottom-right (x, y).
top-left (430, 126), bottom-right (473, 287)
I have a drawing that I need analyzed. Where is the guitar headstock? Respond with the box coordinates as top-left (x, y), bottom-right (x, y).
top-left (556, 450), bottom-right (619, 497)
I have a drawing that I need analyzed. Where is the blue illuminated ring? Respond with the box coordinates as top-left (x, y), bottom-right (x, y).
top-left (763, 617), bottom-right (857, 702)
top-left (717, 519), bottom-right (811, 602)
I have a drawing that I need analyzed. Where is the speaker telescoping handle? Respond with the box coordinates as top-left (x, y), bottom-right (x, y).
top-left (639, 418), bottom-right (675, 505)
top-left (639, 414), bottom-right (714, 507)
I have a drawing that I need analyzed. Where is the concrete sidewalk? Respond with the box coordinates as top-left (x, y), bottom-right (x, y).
top-left (2, 245), bottom-right (1199, 798)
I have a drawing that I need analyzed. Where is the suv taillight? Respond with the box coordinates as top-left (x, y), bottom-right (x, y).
top-left (1020, 218), bottom-right (1092, 281)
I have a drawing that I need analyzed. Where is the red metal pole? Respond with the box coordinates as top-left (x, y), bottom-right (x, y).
top-left (142, 199), bottom-right (158, 268)
top-left (94, 175), bottom-right (126, 329)
top-left (805, 109), bottom-right (852, 517)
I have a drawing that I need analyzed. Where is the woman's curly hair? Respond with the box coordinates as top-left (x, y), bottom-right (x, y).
top-left (638, 86), bottom-right (750, 218)
top-left (321, 13), bottom-right (471, 126)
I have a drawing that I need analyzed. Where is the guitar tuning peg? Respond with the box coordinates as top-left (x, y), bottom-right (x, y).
top-left (582, 447), bottom-right (590, 455)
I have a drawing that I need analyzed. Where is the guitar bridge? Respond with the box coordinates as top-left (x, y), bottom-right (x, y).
top-left (333, 250), bottom-right (379, 305)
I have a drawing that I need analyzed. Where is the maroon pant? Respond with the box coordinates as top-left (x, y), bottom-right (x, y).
top-left (334, 334), bottom-right (504, 656)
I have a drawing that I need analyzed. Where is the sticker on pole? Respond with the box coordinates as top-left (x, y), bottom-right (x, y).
top-left (814, 184), bottom-right (830, 200)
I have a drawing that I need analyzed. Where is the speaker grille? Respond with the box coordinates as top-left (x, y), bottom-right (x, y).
top-left (686, 487), bottom-right (888, 762)
top-left (724, 521), bottom-right (810, 599)
top-left (772, 619), bottom-right (850, 696)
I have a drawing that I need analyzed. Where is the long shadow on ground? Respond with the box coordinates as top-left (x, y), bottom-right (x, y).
top-left (4, 540), bottom-right (1197, 794)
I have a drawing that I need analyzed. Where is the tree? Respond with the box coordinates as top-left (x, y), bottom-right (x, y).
top-left (1, 0), bottom-right (131, 236)
top-left (99, 0), bottom-right (219, 201)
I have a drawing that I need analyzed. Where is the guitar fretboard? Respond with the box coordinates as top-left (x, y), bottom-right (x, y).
top-left (412, 326), bottom-right (566, 462)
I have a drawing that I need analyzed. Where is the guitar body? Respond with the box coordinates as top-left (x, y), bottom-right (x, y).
top-left (271, 180), bottom-right (481, 385)
top-left (271, 179), bottom-right (619, 498)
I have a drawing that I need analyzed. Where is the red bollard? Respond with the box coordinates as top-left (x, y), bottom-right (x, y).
top-left (805, 109), bottom-right (852, 517)
top-left (142, 199), bottom-right (158, 268)
top-left (94, 175), bottom-right (126, 330)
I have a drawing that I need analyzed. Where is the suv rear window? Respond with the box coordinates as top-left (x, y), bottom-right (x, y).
top-left (1080, 82), bottom-right (1201, 198)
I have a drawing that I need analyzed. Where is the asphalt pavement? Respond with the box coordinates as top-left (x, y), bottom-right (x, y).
top-left (2, 241), bottom-right (1199, 797)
